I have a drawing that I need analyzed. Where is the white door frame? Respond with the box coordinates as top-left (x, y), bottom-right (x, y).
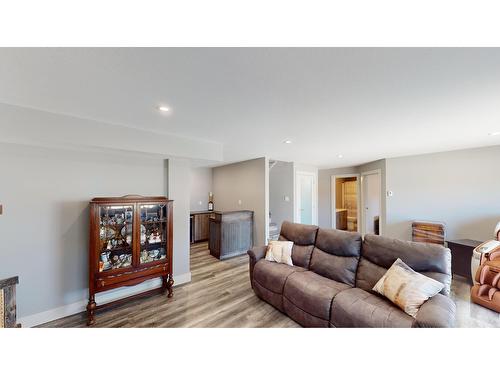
top-left (360, 169), bottom-right (383, 236)
top-left (330, 174), bottom-right (361, 231)
top-left (294, 171), bottom-right (318, 225)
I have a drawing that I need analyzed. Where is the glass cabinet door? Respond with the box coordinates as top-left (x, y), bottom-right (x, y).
top-left (98, 205), bottom-right (134, 272)
top-left (139, 203), bottom-right (167, 264)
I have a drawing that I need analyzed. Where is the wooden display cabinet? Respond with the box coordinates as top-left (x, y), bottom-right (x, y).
top-left (87, 195), bottom-right (173, 325)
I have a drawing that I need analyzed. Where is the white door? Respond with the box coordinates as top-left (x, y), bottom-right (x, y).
top-left (362, 172), bottom-right (381, 235)
top-left (296, 173), bottom-right (316, 225)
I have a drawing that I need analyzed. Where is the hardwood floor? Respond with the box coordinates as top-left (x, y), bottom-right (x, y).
top-left (451, 275), bottom-right (500, 328)
top-left (38, 242), bottom-right (299, 328)
top-left (38, 242), bottom-right (499, 328)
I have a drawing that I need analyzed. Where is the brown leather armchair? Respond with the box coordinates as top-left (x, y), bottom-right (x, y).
top-left (471, 224), bottom-right (500, 313)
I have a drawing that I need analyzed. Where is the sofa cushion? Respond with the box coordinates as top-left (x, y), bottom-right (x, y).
top-left (283, 271), bottom-right (350, 321)
top-left (310, 228), bottom-right (361, 286)
top-left (357, 234), bottom-right (452, 296)
top-left (330, 287), bottom-right (414, 328)
top-left (279, 221), bottom-right (318, 268)
top-left (414, 294), bottom-right (456, 328)
top-left (283, 297), bottom-right (330, 327)
top-left (253, 259), bottom-right (305, 294)
top-left (253, 280), bottom-right (286, 312)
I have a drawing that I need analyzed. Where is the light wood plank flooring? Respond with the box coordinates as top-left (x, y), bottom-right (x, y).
top-left (38, 242), bottom-right (299, 328)
top-left (39, 242), bottom-right (499, 328)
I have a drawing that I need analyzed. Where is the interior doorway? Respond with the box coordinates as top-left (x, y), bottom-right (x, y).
top-left (331, 174), bottom-right (360, 232)
top-left (361, 169), bottom-right (382, 236)
top-left (295, 171), bottom-right (317, 225)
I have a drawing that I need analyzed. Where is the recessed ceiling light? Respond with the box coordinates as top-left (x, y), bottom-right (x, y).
top-left (158, 106), bottom-right (170, 112)
top-left (283, 140), bottom-right (292, 144)
top-left (337, 154), bottom-right (344, 158)
top-left (489, 131), bottom-right (500, 136)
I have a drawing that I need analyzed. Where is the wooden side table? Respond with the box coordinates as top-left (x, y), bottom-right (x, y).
top-left (446, 239), bottom-right (482, 284)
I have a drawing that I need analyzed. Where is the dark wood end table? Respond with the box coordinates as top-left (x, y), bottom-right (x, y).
top-left (446, 239), bottom-right (483, 284)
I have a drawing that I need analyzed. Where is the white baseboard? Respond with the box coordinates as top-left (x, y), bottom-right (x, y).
top-left (19, 272), bottom-right (191, 328)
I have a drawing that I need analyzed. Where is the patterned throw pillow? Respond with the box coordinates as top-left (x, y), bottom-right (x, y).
top-left (265, 240), bottom-right (294, 266)
top-left (373, 258), bottom-right (444, 317)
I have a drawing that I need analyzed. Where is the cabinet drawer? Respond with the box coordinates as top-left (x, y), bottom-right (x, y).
top-left (95, 263), bottom-right (168, 289)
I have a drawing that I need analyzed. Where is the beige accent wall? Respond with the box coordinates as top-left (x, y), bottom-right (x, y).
top-left (212, 157), bottom-right (268, 246)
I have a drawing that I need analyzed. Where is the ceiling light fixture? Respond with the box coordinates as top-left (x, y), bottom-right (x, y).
top-left (283, 140), bottom-right (292, 144)
top-left (337, 154), bottom-right (344, 158)
top-left (158, 106), bottom-right (170, 112)
top-left (489, 131), bottom-right (500, 136)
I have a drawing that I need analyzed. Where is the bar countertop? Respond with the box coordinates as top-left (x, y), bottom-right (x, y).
top-left (191, 210), bottom-right (253, 215)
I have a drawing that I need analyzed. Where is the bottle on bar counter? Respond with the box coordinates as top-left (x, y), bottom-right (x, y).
top-left (208, 192), bottom-right (214, 211)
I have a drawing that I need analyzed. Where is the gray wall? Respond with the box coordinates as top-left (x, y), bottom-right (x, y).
top-left (269, 161), bottom-right (294, 231)
top-left (0, 144), bottom-right (191, 323)
top-left (212, 158), bottom-right (267, 246)
top-left (166, 158), bottom-right (192, 278)
top-left (385, 145), bottom-right (500, 241)
top-left (189, 167), bottom-right (213, 212)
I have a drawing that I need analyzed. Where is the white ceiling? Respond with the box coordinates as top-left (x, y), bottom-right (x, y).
top-left (1, 48), bottom-right (500, 168)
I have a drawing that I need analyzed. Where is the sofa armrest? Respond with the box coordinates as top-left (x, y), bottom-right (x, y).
top-left (413, 294), bottom-right (456, 328)
top-left (247, 245), bottom-right (268, 262)
top-left (247, 246), bottom-right (268, 288)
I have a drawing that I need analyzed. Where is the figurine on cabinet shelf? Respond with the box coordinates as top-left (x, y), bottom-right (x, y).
top-left (115, 213), bottom-right (125, 224)
top-left (125, 209), bottom-right (133, 222)
top-left (140, 250), bottom-right (149, 263)
top-left (100, 251), bottom-right (111, 271)
top-left (100, 226), bottom-right (115, 239)
top-left (149, 229), bottom-right (162, 244)
top-left (119, 254), bottom-right (132, 268)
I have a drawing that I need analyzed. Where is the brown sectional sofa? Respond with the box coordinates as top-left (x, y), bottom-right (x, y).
top-left (248, 221), bottom-right (456, 328)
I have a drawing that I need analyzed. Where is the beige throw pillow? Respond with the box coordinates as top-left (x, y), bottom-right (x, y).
top-left (265, 240), bottom-right (294, 266)
top-left (373, 258), bottom-right (444, 318)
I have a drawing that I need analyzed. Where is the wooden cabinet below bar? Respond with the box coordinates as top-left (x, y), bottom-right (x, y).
top-left (209, 210), bottom-right (254, 260)
top-left (191, 212), bottom-right (211, 242)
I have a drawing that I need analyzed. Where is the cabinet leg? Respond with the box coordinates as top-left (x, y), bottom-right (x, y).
top-left (86, 296), bottom-right (96, 326)
top-left (161, 275), bottom-right (169, 295)
top-left (167, 274), bottom-right (174, 298)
